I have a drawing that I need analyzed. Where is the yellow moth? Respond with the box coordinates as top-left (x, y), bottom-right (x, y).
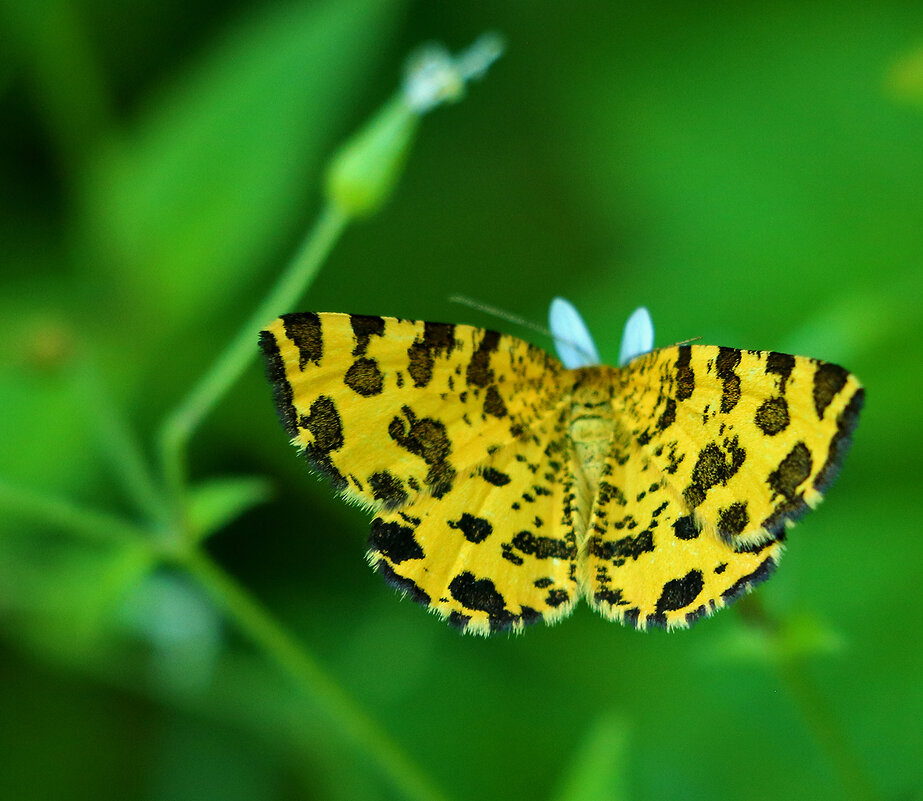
top-left (260, 299), bottom-right (863, 635)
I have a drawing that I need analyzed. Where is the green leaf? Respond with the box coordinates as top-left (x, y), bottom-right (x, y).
top-left (886, 43), bottom-right (923, 106)
top-left (0, 533), bottom-right (156, 661)
top-left (186, 476), bottom-right (272, 543)
top-left (81, 0), bottom-right (404, 335)
top-left (710, 609), bottom-right (845, 665)
top-left (551, 712), bottom-right (630, 801)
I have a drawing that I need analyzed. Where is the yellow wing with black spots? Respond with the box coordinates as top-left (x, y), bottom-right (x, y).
top-left (260, 313), bottom-right (565, 511)
top-left (367, 412), bottom-right (582, 634)
top-left (586, 344), bottom-right (863, 629)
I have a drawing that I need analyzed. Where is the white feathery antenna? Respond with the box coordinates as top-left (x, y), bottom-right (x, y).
top-left (618, 306), bottom-right (655, 366)
top-left (548, 297), bottom-right (601, 369)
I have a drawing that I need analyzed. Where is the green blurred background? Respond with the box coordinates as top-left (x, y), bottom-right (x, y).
top-left (2, 1), bottom-right (922, 799)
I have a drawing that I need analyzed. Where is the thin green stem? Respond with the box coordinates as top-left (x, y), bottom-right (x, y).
top-left (72, 359), bottom-right (167, 525)
top-left (158, 203), bottom-right (349, 527)
top-left (178, 546), bottom-right (451, 801)
top-left (739, 598), bottom-right (881, 801)
top-left (0, 480), bottom-right (147, 546)
top-left (775, 659), bottom-right (881, 801)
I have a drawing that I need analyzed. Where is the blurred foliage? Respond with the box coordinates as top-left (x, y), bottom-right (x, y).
top-left (2, 1), bottom-right (923, 800)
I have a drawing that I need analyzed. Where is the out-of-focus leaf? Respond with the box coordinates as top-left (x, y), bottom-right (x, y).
top-left (551, 712), bottom-right (630, 801)
top-left (118, 571), bottom-right (223, 696)
top-left (81, 0), bottom-right (404, 337)
top-left (0, 308), bottom-right (96, 492)
top-left (706, 610), bottom-right (845, 666)
top-left (885, 43), bottom-right (923, 106)
top-left (0, 0), bottom-right (114, 172)
top-left (0, 534), bottom-right (155, 661)
top-left (187, 475), bottom-right (272, 543)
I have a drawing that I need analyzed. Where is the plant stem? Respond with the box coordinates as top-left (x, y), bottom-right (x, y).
top-left (158, 203), bottom-right (349, 527)
top-left (775, 659), bottom-right (881, 801)
top-left (178, 546), bottom-right (451, 801)
top-left (739, 598), bottom-right (881, 801)
top-left (0, 480), bottom-right (146, 546)
top-left (72, 359), bottom-right (167, 525)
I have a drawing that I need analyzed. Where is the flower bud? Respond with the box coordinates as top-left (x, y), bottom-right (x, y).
top-left (324, 32), bottom-right (505, 218)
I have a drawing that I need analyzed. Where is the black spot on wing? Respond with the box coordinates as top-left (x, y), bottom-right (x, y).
top-left (282, 312), bottom-right (323, 369)
top-left (715, 347), bottom-right (742, 413)
top-left (545, 588), bottom-right (569, 608)
top-left (407, 322), bottom-right (456, 388)
top-left (683, 437), bottom-right (746, 508)
top-left (813, 362), bottom-right (850, 420)
top-left (349, 314), bottom-right (385, 356)
top-left (509, 530), bottom-right (577, 560)
top-left (768, 442), bottom-right (812, 501)
top-left (675, 345), bottom-right (695, 400)
top-left (448, 572), bottom-right (515, 628)
top-left (655, 570), bottom-right (705, 614)
top-left (483, 385), bottom-right (508, 419)
top-left (447, 611), bottom-right (471, 630)
top-left (759, 442), bottom-right (813, 534)
top-left (448, 513), bottom-right (493, 543)
top-left (656, 397), bottom-right (677, 431)
top-left (517, 607), bottom-right (543, 628)
top-left (755, 396), bottom-right (789, 436)
top-left (717, 501), bottom-right (749, 539)
top-left (368, 471), bottom-right (409, 510)
top-left (466, 330), bottom-right (500, 388)
top-left (302, 396), bottom-right (343, 451)
top-left (684, 606), bottom-right (709, 626)
top-left (597, 481), bottom-right (628, 508)
top-left (369, 519), bottom-right (424, 563)
top-left (389, 406), bottom-right (456, 498)
top-left (594, 587), bottom-right (628, 606)
top-left (672, 515), bottom-right (700, 540)
top-left (344, 357), bottom-right (384, 396)
top-left (301, 395), bottom-right (346, 489)
top-left (258, 330), bottom-right (298, 438)
top-left (588, 530), bottom-right (655, 562)
top-left (445, 573), bottom-right (546, 631)
top-left (766, 351), bottom-right (795, 392)
top-left (623, 607), bottom-right (641, 628)
top-left (481, 467), bottom-right (511, 486)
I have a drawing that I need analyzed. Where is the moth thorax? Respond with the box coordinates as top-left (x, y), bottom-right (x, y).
top-left (566, 378), bottom-right (615, 493)
top-left (568, 416), bottom-right (611, 444)
top-left (567, 379), bottom-right (615, 443)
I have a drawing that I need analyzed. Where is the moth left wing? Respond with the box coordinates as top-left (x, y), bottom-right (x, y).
top-left (259, 312), bottom-right (566, 511)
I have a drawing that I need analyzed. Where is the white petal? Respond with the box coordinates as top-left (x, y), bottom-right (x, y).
top-left (618, 306), bottom-right (654, 366)
top-left (549, 297), bottom-right (600, 369)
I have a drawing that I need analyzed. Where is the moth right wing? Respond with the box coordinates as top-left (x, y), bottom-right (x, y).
top-left (586, 344), bottom-right (862, 629)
